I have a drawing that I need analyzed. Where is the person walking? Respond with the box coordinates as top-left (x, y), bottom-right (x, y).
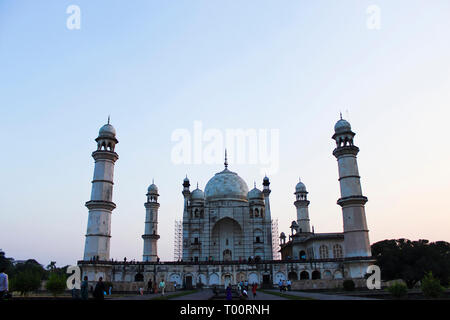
top-left (93, 277), bottom-right (106, 300)
top-left (80, 276), bottom-right (89, 300)
top-left (278, 279), bottom-right (283, 292)
top-left (287, 279), bottom-right (292, 291)
top-left (159, 279), bottom-right (166, 296)
top-left (0, 268), bottom-right (9, 300)
top-left (147, 279), bottom-right (153, 294)
top-left (226, 284), bottom-right (232, 301)
top-left (251, 283), bottom-right (257, 299)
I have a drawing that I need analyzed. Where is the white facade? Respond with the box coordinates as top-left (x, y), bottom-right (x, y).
top-left (181, 157), bottom-right (273, 262)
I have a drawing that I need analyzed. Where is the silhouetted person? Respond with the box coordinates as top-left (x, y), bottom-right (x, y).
top-left (93, 277), bottom-right (106, 300)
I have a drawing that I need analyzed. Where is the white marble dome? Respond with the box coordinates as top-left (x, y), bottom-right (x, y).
top-left (295, 180), bottom-right (306, 192)
top-left (147, 183), bottom-right (158, 194)
top-left (248, 187), bottom-right (263, 199)
top-left (334, 119), bottom-right (351, 133)
top-left (204, 168), bottom-right (249, 201)
top-left (99, 123), bottom-right (116, 138)
top-left (191, 188), bottom-right (205, 200)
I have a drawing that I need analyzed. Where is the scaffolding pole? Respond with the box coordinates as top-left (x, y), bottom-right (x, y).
top-left (174, 220), bottom-right (183, 261)
top-left (271, 218), bottom-right (281, 260)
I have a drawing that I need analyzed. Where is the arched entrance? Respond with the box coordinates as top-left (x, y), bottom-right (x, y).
top-left (300, 271), bottom-right (309, 280)
top-left (288, 271), bottom-right (298, 280)
top-left (211, 217), bottom-right (243, 261)
top-left (312, 270), bottom-right (321, 280)
top-left (223, 249), bottom-right (232, 261)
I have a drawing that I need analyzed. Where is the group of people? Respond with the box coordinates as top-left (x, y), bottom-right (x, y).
top-left (278, 279), bottom-right (292, 292)
top-left (143, 278), bottom-right (166, 295)
top-left (224, 280), bottom-right (258, 300)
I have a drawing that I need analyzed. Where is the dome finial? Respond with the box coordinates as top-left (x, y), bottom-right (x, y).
top-left (108, 115), bottom-right (110, 124)
top-left (254, 181), bottom-right (256, 188)
top-left (224, 149), bottom-right (228, 169)
top-left (339, 112), bottom-right (342, 120)
top-left (197, 182), bottom-right (199, 189)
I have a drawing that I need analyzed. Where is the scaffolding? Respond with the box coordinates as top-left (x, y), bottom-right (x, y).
top-left (271, 218), bottom-right (281, 260)
top-left (174, 220), bottom-right (183, 261)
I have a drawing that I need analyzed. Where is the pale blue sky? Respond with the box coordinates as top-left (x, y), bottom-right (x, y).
top-left (1, 1), bottom-right (449, 266)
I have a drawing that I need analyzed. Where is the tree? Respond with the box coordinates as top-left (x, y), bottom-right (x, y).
top-left (10, 270), bottom-right (42, 296)
top-left (46, 273), bottom-right (67, 297)
top-left (372, 239), bottom-right (450, 288)
top-left (421, 272), bottom-right (444, 299)
top-left (386, 282), bottom-right (407, 299)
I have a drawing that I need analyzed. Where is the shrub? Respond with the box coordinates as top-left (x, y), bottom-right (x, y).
top-left (10, 270), bottom-right (42, 296)
top-left (46, 273), bottom-right (67, 297)
top-left (343, 280), bottom-right (355, 291)
top-left (421, 272), bottom-right (444, 299)
top-left (386, 282), bottom-right (408, 298)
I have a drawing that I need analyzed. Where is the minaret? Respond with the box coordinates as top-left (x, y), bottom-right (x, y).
top-left (332, 116), bottom-right (371, 259)
top-left (262, 175), bottom-right (273, 260)
top-left (294, 179), bottom-right (311, 234)
top-left (142, 181), bottom-right (160, 262)
top-left (83, 119), bottom-right (118, 261)
top-left (181, 176), bottom-right (190, 261)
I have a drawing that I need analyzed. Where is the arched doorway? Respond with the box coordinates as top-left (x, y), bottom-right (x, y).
top-left (300, 271), bottom-right (309, 280)
top-left (224, 274), bottom-right (232, 288)
top-left (312, 270), bottom-right (321, 280)
top-left (211, 217), bottom-right (243, 261)
top-left (223, 249), bottom-right (232, 261)
top-left (288, 271), bottom-right (298, 280)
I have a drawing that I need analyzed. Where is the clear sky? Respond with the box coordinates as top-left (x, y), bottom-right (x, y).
top-left (1, 0), bottom-right (449, 267)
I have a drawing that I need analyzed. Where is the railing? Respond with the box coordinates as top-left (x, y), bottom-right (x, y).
top-left (77, 256), bottom-right (374, 266)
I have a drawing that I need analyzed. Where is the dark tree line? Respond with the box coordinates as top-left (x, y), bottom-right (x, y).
top-left (371, 239), bottom-right (450, 288)
top-left (0, 250), bottom-right (69, 295)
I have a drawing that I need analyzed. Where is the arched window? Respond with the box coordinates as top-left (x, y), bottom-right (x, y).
top-left (333, 244), bottom-right (343, 258)
top-left (319, 245), bottom-right (329, 259)
top-left (255, 208), bottom-right (259, 217)
top-left (299, 250), bottom-right (306, 260)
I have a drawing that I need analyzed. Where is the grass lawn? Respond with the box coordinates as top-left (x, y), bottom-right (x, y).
top-left (151, 290), bottom-right (198, 300)
top-left (260, 290), bottom-right (315, 300)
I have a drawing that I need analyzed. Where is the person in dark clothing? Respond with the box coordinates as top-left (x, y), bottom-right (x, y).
top-left (93, 277), bottom-right (106, 300)
top-left (147, 279), bottom-right (153, 294)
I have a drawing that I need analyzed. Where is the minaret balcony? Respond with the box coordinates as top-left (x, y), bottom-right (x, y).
top-left (142, 234), bottom-right (160, 240)
top-left (337, 195), bottom-right (368, 207)
top-left (92, 150), bottom-right (119, 162)
top-left (85, 200), bottom-right (116, 211)
top-left (333, 145), bottom-right (359, 158)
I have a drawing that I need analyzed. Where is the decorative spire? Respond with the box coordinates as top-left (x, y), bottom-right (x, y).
top-left (224, 149), bottom-right (228, 169)
top-left (254, 181), bottom-right (256, 188)
top-left (108, 115), bottom-right (110, 124)
top-left (339, 112), bottom-right (342, 120)
top-left (197, 182), bottom-right (199, 189)
top-left (152, 178), bottom-right (154, 184)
